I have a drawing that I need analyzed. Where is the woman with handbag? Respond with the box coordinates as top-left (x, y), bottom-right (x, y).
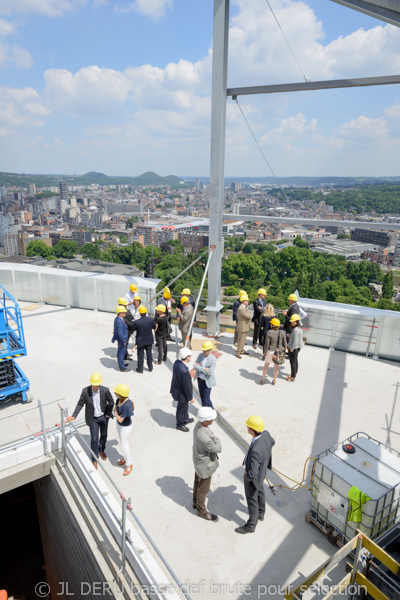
top-left (261, 304), bottom-right (276, 358)
top-left (286, 314), bottom-right (304, 382)
top-left (260, 318), bottom-right (286, 385)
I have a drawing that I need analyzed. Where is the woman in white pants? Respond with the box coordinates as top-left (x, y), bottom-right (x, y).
top-left (113, 383), bottom-right (134, 476)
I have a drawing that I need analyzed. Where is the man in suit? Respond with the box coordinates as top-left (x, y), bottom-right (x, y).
top-left (159, 288), bottom-right (175, 341)
top-left (232, 289), bottom-right (246, 346)
top-left (170, 347), bottom-right (195, 432)
top-left (131, 306), bottom-right (156, 373)
top-left (236, 293), bottom-right (251, 359)
top-left (192, 407), bottom-right (221, 522)
top-left (252, 288), bottom-right (266, 348)
top-left (68, 372), bottom-right (114, 469)
top-left (193, 340), bottom-right (217, 409)
top-left (112, 306), bottom-right (129, 371)
top-left (235, 415), bottom-right (275, 534)
top-left (177, 295), bottom-right (194, 348)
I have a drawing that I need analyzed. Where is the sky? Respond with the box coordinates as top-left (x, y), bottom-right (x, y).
top-left (1, 0), bottom-right (400, 178)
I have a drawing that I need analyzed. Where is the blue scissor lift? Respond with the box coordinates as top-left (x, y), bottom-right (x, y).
top-left (0, 285), bottom-right (32, 403)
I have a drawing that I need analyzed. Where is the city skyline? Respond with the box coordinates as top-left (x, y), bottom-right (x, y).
top-left (1, 1), bottom-right (400, 177)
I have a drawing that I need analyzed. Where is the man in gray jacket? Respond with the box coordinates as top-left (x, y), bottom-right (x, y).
top-left (192, 407), bottom-right (222, 522)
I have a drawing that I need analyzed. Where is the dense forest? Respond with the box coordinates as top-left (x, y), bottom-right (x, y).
top-left (277, 185), bottom-right (400, 215)
top-left (26, 237), bottom-right (399, 312)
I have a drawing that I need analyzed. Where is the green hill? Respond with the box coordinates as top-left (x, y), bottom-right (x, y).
top-left (0, 170), bottom-right (184, 188)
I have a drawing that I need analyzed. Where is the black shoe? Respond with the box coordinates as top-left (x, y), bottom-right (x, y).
top-left (120, 368), bottom-right (129, 372)
top-left (136, 368), bottom-right (143, 373)
top-left (185, 418), bottom-right (194, 424)
top-left (177, 425), bottom-right (189, 432)
top-left (167, 337), bottom-right (175, 342)
top-left (162, 357), bottom-right (167, 361)
top-left (199, 513), bottom-right (219, 522)
top-left (258, 515), bottom-right (264, 521)
top-left (149, 368), bottom-right (153, 372)
top-left (125, 356), bottom-right (133, 361)
top-left (193, 502), bottom-right (197, 509)
top-left (235, 526), bottom-right (255, 534)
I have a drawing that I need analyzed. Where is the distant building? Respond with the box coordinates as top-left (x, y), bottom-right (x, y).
top-left (3, 234), bottom-right (19, 256)
top-left (27, 183), bottom-right (36, 196)
top-left (350, 228), bottom-right (397, 248)
top-left (195, 178), bottom-right (200, 190)
top-left (59, 181), bottom-right (69, 201)
top-left (71, 230), bottom-right (92, 249)
top-left (393, 241), bottom-right (400, 268)
top-left (177, 233), bottom-right (208, 254)
top-left (231, 182), bottom-right (242, 192)
top-left (18, 232), bottom-right (31, 256)
top-left (0, 214), bottom-right (12, 243)
top-left (232, 203), bottom-right (252, 216)
top-left (136, 225), bottom-right (154, 246)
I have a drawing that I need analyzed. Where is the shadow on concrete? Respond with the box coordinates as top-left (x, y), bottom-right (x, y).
top-left (235, 349), bottom-right (348, 599)
top-left (383, 381), bottom-right (400, 450)
top-left (102, 346), bottom-right (117, 357)
top-left (21, 306), bottom-right (73, 319)
top-left (156, 475), bottom-right (192, 510)
top-left (238, 368), bottom-right (262, 383)
top-left (80, 433), bottom-right (121, 465)
top-left (150, 408), bottom-right (177, 429)
top-left (208, 484), bottom-right (247, 525)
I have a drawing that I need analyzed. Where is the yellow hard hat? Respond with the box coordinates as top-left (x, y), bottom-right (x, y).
top-left (240, 294), bottom-right (249, 301)
top-left (156, 304), bottom-right (166, 313)
top-left (133, 295), bottom-right (141, 302)
top-left (139, 305), bottom-right (147, 314)
top-left (182, 288), bottom-right (191, 295)
top-left (164, 287), bottom-right (170, 294)
top-left (89, 372), bottom-right (102, 386)
top-left (114, 383), bottom-right (129, 397)
top-left (163, 291), bottom-right (171, 299)
top-left (245, 415), bottom-right (264, 433)
top-left (118, 297), bottom-right (128, 306)
top-left (239, 289), bottom-right (246, 296)
top-left (130, 284), bottom-right (138, 293)
top-left (288, 293), bottom-right (298, 302)
top-left (201, 340), bottom-right (213, 351)
top-left (258, 288), bottom-right (267, 296)
top-left (270, 318), bottom-right (280, 327)
top-left (180, 296), bottom-right (189, 304)
top-left (116, 306), bottom-right (127, 314)
top-left (290, 313), bottom-right (301, 323)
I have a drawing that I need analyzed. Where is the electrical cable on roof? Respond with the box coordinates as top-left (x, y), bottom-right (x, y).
top-left (265, 0), bottom-right (309, 83)
top-left (233, 96), bottom-right (294, 207)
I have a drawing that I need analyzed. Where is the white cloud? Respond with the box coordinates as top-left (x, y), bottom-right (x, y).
top-left (0, 0), bottom-right (87, 17)
top-left (338, 116), bottom-right (389, 141)
top-left (115, 0), bottom-right (172, 19)
top-left (0, 86), bottom-right (50, 127)
top-left (0, 17), bottom-right (14, 35)
top-left (0, 40), bottom-right (33, 69)
top-left (43, 66), bottom-right (132, 115)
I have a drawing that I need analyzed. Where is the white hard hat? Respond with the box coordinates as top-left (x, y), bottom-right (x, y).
top-left (198, 407), bottom-right (217, 422)
top-left (179, 347), bottom-right (192, 360)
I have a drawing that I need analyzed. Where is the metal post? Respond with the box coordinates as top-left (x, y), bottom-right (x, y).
top-left (120, 496), bottom-right (128, 572)
top-left (329, 312), bottom-right (338, 351)
top-left (373, 316), bottom-right (385, 360)
top-left (184, 246), bottom-right (215, 346)
top-left (37, 398), bottom-right (49, 457)
top-left (207, 0), bottom-right (230, 336)
top-left (60, 407), bottom-right (67, 467)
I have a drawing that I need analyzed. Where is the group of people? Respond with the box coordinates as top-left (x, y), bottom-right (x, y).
top-left (112, 284), bottom-right (196, 373)
top-left (233, 290), bottom-right (304, 384)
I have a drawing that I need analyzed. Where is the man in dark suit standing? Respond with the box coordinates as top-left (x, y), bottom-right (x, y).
top-left (252, 288), bottom-right (266, 349)
top-left (68, 372), bottom-right (114, 469)
top-left (282, 293), bottom-right (299, 339)
top-left (235, 415), bottom-right (275, 534)
top-left (112, 305), bottom-right (129, 371)
top-left (170, 347), bottom-right (195, 432)
top-left (132, 306), bottom-right (156, 373)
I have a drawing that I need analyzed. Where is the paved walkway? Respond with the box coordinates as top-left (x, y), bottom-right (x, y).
top-left (1, 303), bottom-right (399, 599)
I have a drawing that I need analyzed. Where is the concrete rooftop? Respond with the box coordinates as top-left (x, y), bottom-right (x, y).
top-left (1, 302), bottom-right (400, 599)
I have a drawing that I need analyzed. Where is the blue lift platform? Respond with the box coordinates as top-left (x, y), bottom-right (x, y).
top-left (0, 285), bottom-right (32, 403)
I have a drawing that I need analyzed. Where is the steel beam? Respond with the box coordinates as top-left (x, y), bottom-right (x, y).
top-left (207, 0), bottom-right (229, 336)
top-left (330, 1), bottom-right (400, 27)
top-left (227, 74), bottom-right (400, 98)
top-left (223, 213), bottom-right (400, 230)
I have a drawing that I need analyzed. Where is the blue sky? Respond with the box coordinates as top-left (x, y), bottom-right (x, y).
top-left (1, 0), bottom-right (400, 178)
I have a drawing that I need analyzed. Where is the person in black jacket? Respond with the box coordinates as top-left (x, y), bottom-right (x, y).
top-left (132, 306), bottom-right (156, 373)
top-left (170, 347), bottom-right (195, 432)
top-left (154, 304), bottom-right (168, 364)
top-left (68, 372), bottom-right (114, 469)
top-left (252, 288), bottom-right (267, 348)
top-left (118, 297), bottom-right (134, 361)
top-left (282, 293), bottom-right (299, 338)
top-left (235, 415), bottom-right (275, 534)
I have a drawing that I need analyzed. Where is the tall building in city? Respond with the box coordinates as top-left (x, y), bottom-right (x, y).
top-left (27, 183), bottom-right (36, 196)
top-left (59, 180), bottom-right (69, 201)
top-left (195, 178), bottom-right (200, 190)
top-left (0, 214), bottom-right (11, 243)
top-left (231, 182), bottom-right (241, 192)
top-left (18, 232), bottom-right (31, 256)
top-left (394, 240), bottom-right (400, 268)
top-left (71, 230), bottom-right (92, 248)
top-left (350, 228), bottom-right (397, 248)
top-left (3, 233), bottom-right (19, 256)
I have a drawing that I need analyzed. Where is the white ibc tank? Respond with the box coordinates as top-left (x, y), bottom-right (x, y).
top-left (311, 432), bottom-right (400, 540)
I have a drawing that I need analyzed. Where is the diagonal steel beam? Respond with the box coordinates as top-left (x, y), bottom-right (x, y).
top-left (227, 74), bottom-right (400, 97)
top-left (330, 1), bottom-right (400, 27)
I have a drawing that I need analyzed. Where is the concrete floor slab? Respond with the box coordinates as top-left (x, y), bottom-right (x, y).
top-left (1, 302), bottom-right (399, 599)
